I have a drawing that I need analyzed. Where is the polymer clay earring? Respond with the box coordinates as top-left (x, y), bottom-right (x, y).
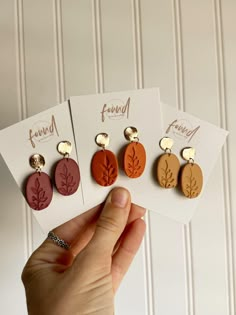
top-left (180, 147), bottom-right (203, 198)
top-left (54, 141), bottom-right (80, 196)
top-left (157, 137), bottom-right (180, 188)
top-left (123, 127), bottom-right (146, 178)
top-left (91, 133), bottom-right (118, 186)
top-left (25, 154), bottom-right (53, 211)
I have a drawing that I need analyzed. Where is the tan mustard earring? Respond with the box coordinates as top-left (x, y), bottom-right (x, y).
top-left (180, 147), bottom-right (203, 198)
top-left (123, 126), bottom-right (146, 178)
top-left (157, 137), bottom-right (180, 188)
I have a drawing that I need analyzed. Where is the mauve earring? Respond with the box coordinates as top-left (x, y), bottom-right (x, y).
top-left (54, 141), bottom-right (80, 196)
top-left (25, 154), bottom-right (53, 210)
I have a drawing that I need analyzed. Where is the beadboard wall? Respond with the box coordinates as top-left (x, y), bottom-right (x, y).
top-left (0, 1), bottom-right (235, 314)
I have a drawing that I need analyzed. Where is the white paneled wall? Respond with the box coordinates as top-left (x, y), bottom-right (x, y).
top-left (0, 1), bottom-right (235, 314)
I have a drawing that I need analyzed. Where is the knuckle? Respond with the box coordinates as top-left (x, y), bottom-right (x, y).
top-left (97, 214), bottom-right (121, 235)
top-left (120, 243), bottom-right (136, 256)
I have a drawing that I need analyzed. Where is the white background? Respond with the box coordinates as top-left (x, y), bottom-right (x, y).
top-left (0, 1), bottom-right (235, 315)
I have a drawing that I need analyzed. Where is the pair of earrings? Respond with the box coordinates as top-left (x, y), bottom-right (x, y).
top-left (91, 127), bottom-right (146, 186)
top-left (25, 141), bottom-right (80, 211)
top-left (157, 137), bottom-right (203, 198)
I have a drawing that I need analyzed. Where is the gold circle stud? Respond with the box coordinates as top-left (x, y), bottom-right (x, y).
top-left (124, 126), bottom-right (139, 142)
top-left (95, 133), bottom-right (110, 149)
top-left (57, 141), bottom-right (72, 157)
top-left (181, 147), bottom-right (195, 162)
top-left (29, 154), bottom-right (45, 171)
top-left (159, 137), bottom-right (174, 152)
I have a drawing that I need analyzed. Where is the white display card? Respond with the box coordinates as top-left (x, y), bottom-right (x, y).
top-left (70, 88), bottom-right (163, 209)
top-left (0, 103), bottom-right (84, 232)
top-left (161, 104), bottom-right (228, 223)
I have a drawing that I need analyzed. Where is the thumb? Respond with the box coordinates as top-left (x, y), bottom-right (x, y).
top-left (87, 187), bottom-right (131, 256)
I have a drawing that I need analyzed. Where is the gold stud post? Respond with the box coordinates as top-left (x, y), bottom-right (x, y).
top-left (181, 147), bottom-right (196, 163)
top-left (159, 137), bottom-right (174, 153)
top-left (29, 154), bottom-right (45, 172)
top-left (57, 141), bottom-right (72, 158)
top-left (124, 126), bottom-right (139, 142)
top-left (95, 133), bottom-right (110, 149)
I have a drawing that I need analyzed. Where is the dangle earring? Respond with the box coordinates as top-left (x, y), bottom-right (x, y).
top-left (123, 126), bottom-right (146, 178)
top-left (91, 133), bottom-right (118, 186)
top-left (25, 154), bottom-right (53, 211)
top-left (54, 141), bottom-right (80, 196)
top-left (180, 147), bottom-right (203, 198)
top-left (157, 137), bottom-right (180, 188)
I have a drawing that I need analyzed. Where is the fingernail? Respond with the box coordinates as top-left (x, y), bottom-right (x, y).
top-left (140, 207), bottom-right (146, 216)
top-left (111, 188), bottom-right (129, 208)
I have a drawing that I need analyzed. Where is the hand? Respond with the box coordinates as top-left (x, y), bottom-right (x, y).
top-left (22, 188), bottom-right (146, 315)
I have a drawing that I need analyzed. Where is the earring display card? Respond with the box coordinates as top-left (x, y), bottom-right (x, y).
top-left (161, 104), bottom-right (228, 223)
top-left (0, 103), bottom-right (84, 232)
top-left (70, 89), bottom-right (185, 221)
top-left (70, 88), bottom-right (164, 211)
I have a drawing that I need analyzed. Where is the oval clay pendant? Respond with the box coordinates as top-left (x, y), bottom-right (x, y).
top-left (55, 158), bottom-right (80, 196)
top-left (180, 163), bottom-right (203, 198)
top-left (157, 153), bottom-right (180, 188)
top-left (124, 142), bottom-right (146, 178)
top-left (91, 149), bottom-right (118, 186)
top-left (26, 172), bottom-right (53, 211)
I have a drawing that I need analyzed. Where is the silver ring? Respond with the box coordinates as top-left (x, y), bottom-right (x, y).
top-left (47, 231), bottom-right (70, 250)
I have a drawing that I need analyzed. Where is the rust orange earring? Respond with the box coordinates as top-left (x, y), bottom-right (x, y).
top-left (180, 147), bottom-right (203, 198)
top-left (91, 133), bottom-right (118, 186)
top-left (25, 154), bottom-right (53, 210)
top-left (54, 141), bottom-right (80, 196)
top-left (123, 127), bottom-right (146, 178)
top-left (157, 137), bottom-right (180, 188)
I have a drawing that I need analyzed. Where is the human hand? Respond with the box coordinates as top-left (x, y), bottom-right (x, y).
top-left (22, 188), bottom-right (146, 315)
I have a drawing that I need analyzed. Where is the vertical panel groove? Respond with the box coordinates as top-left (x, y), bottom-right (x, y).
top-left (172, 1), bottom-right (195, 314)
top-left (92, 0), bottom-right (104, 93)
top-left (53, 0), bottom-right (66, 102)
top-left (15, 0), bottom-right (33, 258)
top-left (172, 0), bottom-right (184, 110)
top-left (131, 1), bottom-right (155, 314)
top-left (132, 0), bottom-right (144, 89)
top-left (183, 226), bottom-right (195, 315)
top-left (143, 214), bottom-right (155, 315)
top-left (213, 1), bottom-right (235, 314)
